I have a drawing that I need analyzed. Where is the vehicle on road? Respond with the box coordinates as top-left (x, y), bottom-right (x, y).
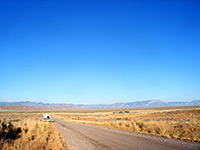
top-left (43, 114), bottom-right (54, 122)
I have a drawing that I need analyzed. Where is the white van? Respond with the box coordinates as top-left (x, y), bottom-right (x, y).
top-left (43, 114), bottom-right (51, 121)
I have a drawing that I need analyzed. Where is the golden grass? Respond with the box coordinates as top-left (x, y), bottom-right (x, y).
top-left (0, 113), bottom-right (66, 150)
top-left (52, 106), bottom-right (200, 142)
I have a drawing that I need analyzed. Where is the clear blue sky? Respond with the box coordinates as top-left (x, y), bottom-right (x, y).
top-left (0, 0), bottom-right (200, 104)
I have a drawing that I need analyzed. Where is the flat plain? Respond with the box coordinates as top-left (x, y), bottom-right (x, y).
top-left (52, 106), bottom-right (200, 142)
top-left (1, 105), bottom-right (200, 150)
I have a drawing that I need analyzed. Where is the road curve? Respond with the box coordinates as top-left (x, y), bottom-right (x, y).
top-left (53, 118), bottom-right (200, 150)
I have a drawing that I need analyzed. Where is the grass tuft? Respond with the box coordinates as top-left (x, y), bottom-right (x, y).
top-left (0, 113), bottom-right (66, 150)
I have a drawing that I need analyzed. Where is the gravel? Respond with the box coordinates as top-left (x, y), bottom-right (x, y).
top-left (54, 118), bottom-right (200, 150)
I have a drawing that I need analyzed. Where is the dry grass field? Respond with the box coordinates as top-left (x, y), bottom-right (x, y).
top-left (0, 112), bottom-right (66, 150)
top-left (52, 106), bottom-right (200, 142)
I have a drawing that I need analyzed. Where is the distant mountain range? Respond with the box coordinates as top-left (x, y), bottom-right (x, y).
top-left (0, 100), bottom-right (200, 110)
top-left (0, 105), bottom-right (36, 111)
top-left (0, 101), bottom-right (78, 110)
top-left (68, 100), bottom-right (200, 109)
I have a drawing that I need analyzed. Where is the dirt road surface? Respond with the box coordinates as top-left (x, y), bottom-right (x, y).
top-left (54, 118), bottom-right (200, 150)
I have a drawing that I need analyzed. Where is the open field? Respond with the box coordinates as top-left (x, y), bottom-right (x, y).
top-left (0, 112), bottom-right (66, 150)
top-left (52, 106), bottom-right (200, 142)
top-left (1, 106), bottom-right (199, 150)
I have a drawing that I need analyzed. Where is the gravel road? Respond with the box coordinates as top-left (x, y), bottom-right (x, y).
top-left (54, 118), bottom-right (200, 150)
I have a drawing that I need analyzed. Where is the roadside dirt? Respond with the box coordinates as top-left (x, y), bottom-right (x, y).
top-left (54, 118), bottom-right (200, 150)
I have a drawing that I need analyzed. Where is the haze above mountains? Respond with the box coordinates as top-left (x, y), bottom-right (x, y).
top-left (0, 100), bottom-right (200, 110)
